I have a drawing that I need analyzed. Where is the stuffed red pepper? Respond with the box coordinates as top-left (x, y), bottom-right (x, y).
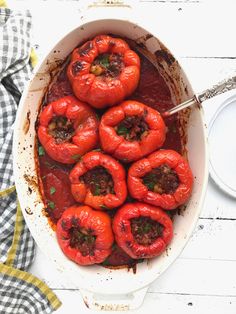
top-left (38, 96), bottom-right (98, 164)
top-left (67, 35), bottom-right (140, 109)
top-left (128, 149), bottom-right (193, 209)
top-left (99, 100), bottom-right (166, 162)
top-left (69, 151), bottom-right (127, 210)
top-left (113, 202), bottom-right (173, 259)
top-left (56, 205), bottom-right (114, 265)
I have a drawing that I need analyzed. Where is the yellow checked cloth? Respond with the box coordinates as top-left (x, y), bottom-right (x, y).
top-left (0, 2), bottom-right (61, 313)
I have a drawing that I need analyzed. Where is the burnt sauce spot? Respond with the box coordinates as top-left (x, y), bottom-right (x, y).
top-left (135, 33), bottom-right (154, 49)
top-left (25, 207), bottom-right (33, 215)
top-left (155, 49), bottom-right (176, 66)
top-left (23, 111), bottom-right (31, 134)
top-left (24, 174), bottom-right (39, 192)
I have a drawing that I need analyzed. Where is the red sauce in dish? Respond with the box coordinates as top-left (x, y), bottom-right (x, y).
top-left (39, 153), bottom-right (74, 226)
top-left (37, 42), bottom-right (181, 268)
top-left (131, 55), bottom-right (182, 153)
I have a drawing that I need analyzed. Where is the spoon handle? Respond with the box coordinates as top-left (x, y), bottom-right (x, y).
top-left (196, 75), bottom-right (236, 103)
top-left (162, 97), bottom-right (197, 117)
top-left (163, 75), bottom-right (236, 117)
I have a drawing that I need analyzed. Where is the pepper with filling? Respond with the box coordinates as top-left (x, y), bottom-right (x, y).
top-left (37, 95), bottom-right (99, 164)
top-left (128, 149), bottom-right (193, 210)
top-left (56, 205), bottom-right (114, 265)
top-left (99, 100), bottom-right (166, 162)
top-left (69, 151), bottom-right (127, 210)
top-left (67, 35), bottom-right (140, 109)
top-left (112, 202), bottom-right (173, 259)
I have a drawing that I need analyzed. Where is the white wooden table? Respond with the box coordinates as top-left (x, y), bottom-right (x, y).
top-left (8, 0), bottom-right (236, 313)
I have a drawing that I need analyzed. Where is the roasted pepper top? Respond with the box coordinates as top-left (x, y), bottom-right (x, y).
top-left (67, 35), bottom-right (140, 109)
top-left (38, 96), bottom-right (99, 164)
top-left (69, 151), bottom-right (127, 210)
top-left (128, 149), bottom-right (193, 209)
top-left (112, 202), bottom-right (173, 259)
top-left (99, 100), bottom-right (166, 162)
top-left (56, 205), bottom-right (114, 265)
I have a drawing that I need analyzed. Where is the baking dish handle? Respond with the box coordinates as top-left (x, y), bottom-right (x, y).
top-left (87, 0), bottom-right (134, 9)
top-left (80, 286), bottom-right (148, 311)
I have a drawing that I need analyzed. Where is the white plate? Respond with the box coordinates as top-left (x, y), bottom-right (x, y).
top-left (209, 93), bottom-right (236, 198)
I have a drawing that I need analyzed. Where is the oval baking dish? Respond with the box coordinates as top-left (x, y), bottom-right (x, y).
top-left (13, 6), bottom-right (208, 310)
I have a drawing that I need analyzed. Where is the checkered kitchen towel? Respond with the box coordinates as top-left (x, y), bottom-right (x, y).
top-left (0, 4), bottom-right (61, 313)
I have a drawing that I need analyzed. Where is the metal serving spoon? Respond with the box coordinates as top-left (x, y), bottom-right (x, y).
top-left (162, 75), bottom-right (236, 117)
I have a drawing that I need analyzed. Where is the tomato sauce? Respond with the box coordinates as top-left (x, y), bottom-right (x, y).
top-left (37, 42), bottom-right (182, 268)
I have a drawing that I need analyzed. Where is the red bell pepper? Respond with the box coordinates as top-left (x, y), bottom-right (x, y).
top-left (128, 149), bottom-right (193, 209)
top-left (69, 151), bottom-right (127, 210)
top-left (99, 100), bottom-right (166, 162)
top-left (38, 96), bottom-right (98, 164)
top-left (56, 205), bottom-right (114, 265)
top-left (67, 35), bottom-right (140, 109)
top-left (112, 202), bottom-right (173, 259)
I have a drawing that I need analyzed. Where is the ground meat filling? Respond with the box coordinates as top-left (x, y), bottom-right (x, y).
top-left (131, 216), bottom-right (164, 246)
top-left (142, 164), bottom-right (179, 194)
top-left (90, 53), bottom-right (124, 77)
top-left (80, 166), bottom-right (115, 196)
top-left (48, 116), bottom-right (75, 144)
top-left (115, 113), bottom-right (149, 141)
top-left (69, 226), bottom-right (96, 256)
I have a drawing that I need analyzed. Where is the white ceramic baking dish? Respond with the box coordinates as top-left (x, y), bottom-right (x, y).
top-left (13, 1), bottom-right (208, 310)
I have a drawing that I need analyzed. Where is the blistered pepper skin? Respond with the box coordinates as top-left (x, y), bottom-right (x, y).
top-left (56, 205), bottom-right (114, 265)
top-left (112, 202), bottom-right (173, 259)
top-left (38, 96), bottom-right (99, 164)
top-left (67, 35), bottom-right (140, 109)
top-left (128, 149), bottom-right (193, 209)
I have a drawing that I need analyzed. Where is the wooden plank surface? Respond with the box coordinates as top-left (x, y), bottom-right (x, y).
top-left (6, 0), bottom-right (236, 313)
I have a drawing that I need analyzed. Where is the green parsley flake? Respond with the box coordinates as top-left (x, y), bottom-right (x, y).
top-left (38, 146), bottom-right (45, 156)
top-left (50, 187), bottom-right (56, 195)
top-left (48, 201), bottom-right (55, 209)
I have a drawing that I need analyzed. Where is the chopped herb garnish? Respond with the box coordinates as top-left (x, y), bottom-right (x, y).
top-left (48, 201), bottom-right (55, 209)
top-left (100, 204), bottom-right (109, 210)
top-left (99, 54), bottom-right (110, 68)
top-left (38, 146), bottom-right (45, 156)
top-left (144, 181), bottom-right (155, 191)
top-left (142, 172), bottom-right (157, 191)
top-left (45, 161), bottom-right (56, 169)
top-left (50, 187), bottom-right (56, 195)
top-left (116, 125), bottom-right (129, 136)
top-left (93, 184), bottom-right (100, 196)
top-left (143, 223), bottom-right (152, 233)
top-left (95, 113), bottom-right (100, 120)
top-left (71, 154), bottom-right (81, 161)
